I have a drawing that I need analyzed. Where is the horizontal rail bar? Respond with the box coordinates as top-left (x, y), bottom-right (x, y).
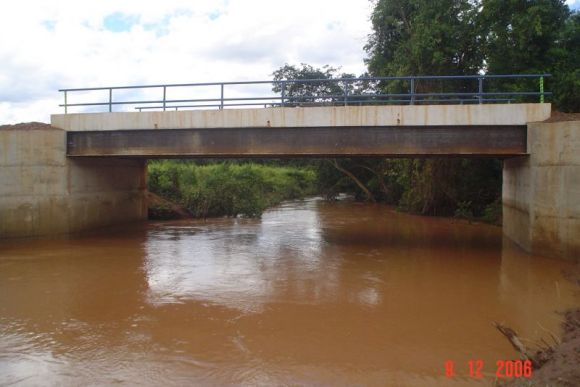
top-left (60, 92), bottom-right (548, 108)
top-left (58, 74), bottom-right (552, 114)
top-left (58, 74), bottom-right (552, 92)
top-left (136, 102), bottom-right (281, 111)
top-left (134, 98), bottom-right (517, 111)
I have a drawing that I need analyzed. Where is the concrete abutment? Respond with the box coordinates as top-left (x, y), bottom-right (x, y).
top-left (0, 125), bottom-right (147, 238)
top-left (503, 121), bottom-right (580, 260)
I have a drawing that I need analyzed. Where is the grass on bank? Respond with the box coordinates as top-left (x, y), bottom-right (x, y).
top-left (148, 160), bottom-right (317, 218)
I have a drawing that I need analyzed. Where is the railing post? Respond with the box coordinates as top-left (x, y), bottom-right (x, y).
top-left (109, 88), bottom-right (113, 112)
top-left (281, 81), bottom-right (286, 107)
top-left (478, 77), bottom-right (483, 104)
top-left (540, 76), bottom-right (544, 103)
top-left (163, 86), bottom-right (167, 111)
top-left (410, 78), bottom-right (415, 105)
top-left (64, 91), bottom-right (68, 114)
top-left (220, 84), bottom-right (224, 110)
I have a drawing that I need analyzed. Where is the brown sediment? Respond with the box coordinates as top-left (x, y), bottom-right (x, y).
top-left (543, 111), bottom-right (580, 122)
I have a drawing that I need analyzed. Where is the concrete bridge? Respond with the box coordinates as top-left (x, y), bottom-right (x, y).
top-left (1, 80), bottom-right (578, 260)
top-left (59, 104), bottom-right (537, 158)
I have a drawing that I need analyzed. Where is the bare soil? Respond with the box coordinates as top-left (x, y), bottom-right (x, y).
top-left (501, 264), bottom-right (580, 387)
top-left (515, 310), bottom-right (580, 387)
top-left (0, 122), bottom-right (56, 131)
top-left (543, 111), bottom-right (580, 122)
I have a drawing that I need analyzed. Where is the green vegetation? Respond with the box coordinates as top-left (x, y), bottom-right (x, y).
top-left (312, 158), bottom-right (502, 222)
top-left (365, 0), bottom-right (579, 110)
top-left (148, 160), bottom-right (317, 218)
top-left (480, 0), bottom-right (579, 111)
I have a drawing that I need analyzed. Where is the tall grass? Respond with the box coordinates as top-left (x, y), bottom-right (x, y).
top-left (148, 160), bottom-right (317, 218)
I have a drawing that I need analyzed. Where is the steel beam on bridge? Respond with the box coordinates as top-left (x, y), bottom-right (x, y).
top-left (66, 125), bottom-right (526, 158)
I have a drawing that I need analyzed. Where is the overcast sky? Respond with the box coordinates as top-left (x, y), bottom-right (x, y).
top-left (1, 0), bottom-right (578, 124)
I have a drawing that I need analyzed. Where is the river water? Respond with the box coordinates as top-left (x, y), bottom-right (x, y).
top-left (0, 198), bottom-right (577, 386)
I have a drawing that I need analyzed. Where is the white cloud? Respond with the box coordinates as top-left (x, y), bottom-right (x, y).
top-left (568, 0), bottom-right (580, 10)
top-left (0, 0), bottom-right (372, 123)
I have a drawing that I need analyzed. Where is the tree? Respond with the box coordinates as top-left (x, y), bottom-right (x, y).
top-left (364, 0), bottom-right (500, 217)
top-left (480, 0), bottom-right (573, 105)
top-left (366, 0), bottom-right (482, 76)
top-left (481, 0), bottom-right (569, 74)
top-left (552, 12), bottom-right (580, 111)
top-left (365, 0), bottom-right (483, 97)
top-left (271, 63), bottom-right (347, 106)
top-left (272, 63), bottom-right (378, 106)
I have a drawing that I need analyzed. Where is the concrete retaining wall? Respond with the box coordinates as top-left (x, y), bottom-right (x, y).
top-left (503, 120), bottom-right (580, 260)
top-left (0, 125), bottom-right (147, 238)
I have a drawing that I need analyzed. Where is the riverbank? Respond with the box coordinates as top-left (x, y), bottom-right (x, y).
top-left (525, 308), bottom-right (580, 386)
top-left (499, 264), bottom-right (580, 387)
top-left (147, 191), bottom-right (193, 220)
top-left (147, 160), bottom-right (317, 219)
top-left (498, 308), bottom-right (580, 387)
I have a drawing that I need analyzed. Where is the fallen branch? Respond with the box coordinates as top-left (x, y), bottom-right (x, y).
top-left (492, 322), bottom-right (538, 367)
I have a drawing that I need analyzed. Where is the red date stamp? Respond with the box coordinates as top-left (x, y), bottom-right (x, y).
top-left (444, 359), bottom-right (533, 379)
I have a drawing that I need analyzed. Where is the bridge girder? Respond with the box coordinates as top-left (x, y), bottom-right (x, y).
top-left (66, 125), bottom-right (526, 158)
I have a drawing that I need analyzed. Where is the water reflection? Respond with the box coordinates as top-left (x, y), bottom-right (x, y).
top-left (144, 199), bottom-right (327, 311)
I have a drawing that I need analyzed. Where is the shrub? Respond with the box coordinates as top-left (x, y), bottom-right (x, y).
top-left (147, 161), bottom-right (317, 218)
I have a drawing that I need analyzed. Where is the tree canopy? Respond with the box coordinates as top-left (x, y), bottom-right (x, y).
top-left (365, 0), bottom-right (482, 77)
top-left (365, 0), bottom-right (579, 110)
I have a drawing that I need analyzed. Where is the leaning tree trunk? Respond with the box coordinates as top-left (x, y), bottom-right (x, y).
top-left (329, 159), bottom-right (375, 202)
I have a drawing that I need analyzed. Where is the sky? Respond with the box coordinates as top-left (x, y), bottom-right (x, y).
top-left (0, 0), bottom-right (578, 124)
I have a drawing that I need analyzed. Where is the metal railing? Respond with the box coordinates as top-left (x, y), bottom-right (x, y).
top-left (58, 74), bottom-right (551, 114)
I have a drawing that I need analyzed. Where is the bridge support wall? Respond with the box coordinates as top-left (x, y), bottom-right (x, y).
top-left (0, 125), bottom-right (147, 238)
top-left (503, 121), bottom-right (580, 260)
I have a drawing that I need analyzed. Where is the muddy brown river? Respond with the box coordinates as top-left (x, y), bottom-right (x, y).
top-left (0, 198), bottom-right (577, 386)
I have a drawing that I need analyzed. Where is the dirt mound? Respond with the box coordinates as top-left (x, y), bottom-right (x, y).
top-left (0, 122), bottom-right (56, 131)
top-left (543, 111), bottom-right (580, 122)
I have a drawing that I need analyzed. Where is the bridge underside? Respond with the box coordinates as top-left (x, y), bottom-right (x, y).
top-left (67, 125), bottom-right (527, 158)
